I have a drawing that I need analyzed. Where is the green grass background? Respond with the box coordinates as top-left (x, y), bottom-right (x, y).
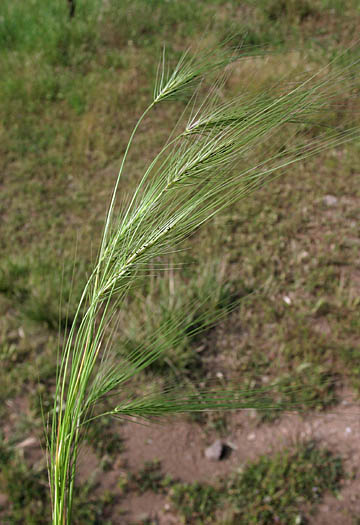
top-left (0, 0), bottom-right (360, 523)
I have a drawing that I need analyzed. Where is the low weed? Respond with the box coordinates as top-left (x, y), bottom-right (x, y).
top-left (131, 459), bottom-right (173, 495)
top-left (0, 435), bottom-right (50, 524)
top-left (120, 263), bottom-right (241, 381)
top-left (85, 416), bottom-right (124, 461)
top-left (226, 442), bottom-right (343, 524)
top-left (0, 254), bottom-right (85, 330)
top-left (170, 481), bottom-right (221, 524)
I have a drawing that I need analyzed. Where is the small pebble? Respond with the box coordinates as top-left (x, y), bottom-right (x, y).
top-left (323, 195), bottom-right (338, 206)
top-left (247, 433), bottom-right (256, 441)
top-left (205, 439), bottom-right (224, 461)
top-left (135, 513), bottom-right (151, 522)
top-left (15, 437), bottom-right (37, 449)
top-left (298, 250), bottom-right (309, 262)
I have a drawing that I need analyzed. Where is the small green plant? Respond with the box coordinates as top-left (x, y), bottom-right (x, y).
top-left (84, 415), bottom-right (124, 460)
top-left (48, 41), bottom-right (360, 524)
top-left (131, 459), bottom-right (172, 494)
top-left (226, 442), bottom-right (343, 524)
top-left (0, 434), bottom-right (50, 524)
top-left (170, 481), bottom-right (221, 524)
top-left (120, 262), bottom-right (240, 380)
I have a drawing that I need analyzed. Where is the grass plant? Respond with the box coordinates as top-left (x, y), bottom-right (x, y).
top-left (46, 40), bottom-right (360, 523)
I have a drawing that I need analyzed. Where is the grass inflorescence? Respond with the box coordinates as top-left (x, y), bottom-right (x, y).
top-left (46, 39), bottom-right (360, 522)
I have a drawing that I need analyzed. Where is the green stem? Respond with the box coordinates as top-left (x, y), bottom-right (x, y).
top-left (99, 102), bottom-right (155, 261)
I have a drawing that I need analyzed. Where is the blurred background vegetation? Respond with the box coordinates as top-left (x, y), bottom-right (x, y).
top-left (0, 0), bottom-right (359, 523)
